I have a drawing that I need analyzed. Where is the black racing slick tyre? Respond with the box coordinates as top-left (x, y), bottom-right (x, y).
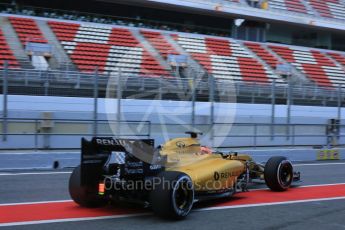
top-left (264, 156), bottom-right (293, 191)
top-left (69, 166), bottom-right (106, 208)
top-left (150, 171), bottom-right (194, 219)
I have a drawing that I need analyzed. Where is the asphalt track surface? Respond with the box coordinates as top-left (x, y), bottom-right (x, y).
top-left (0, 161), bottom-right (344, 230)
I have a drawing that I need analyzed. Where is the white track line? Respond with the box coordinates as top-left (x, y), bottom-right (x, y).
top-left (0, 172), bottom-right (72, 176)
top-left (198, 196), bottom-right (345, 212)
top-left (0, 200), bottom-right (72, 207)
top-left (0, 213), bottom-right (149, 227)
top-left (299, 182), bottom-right (345, 188)
top-left (245, 182), bottom-right (345, 191)
top-left (293, 162), bottom-right (345, 166)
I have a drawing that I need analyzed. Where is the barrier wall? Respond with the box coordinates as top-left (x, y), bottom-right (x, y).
top-left (0, 95), bottom-right (344, 149)
top-left (0, 148), bottom-right (343, 170)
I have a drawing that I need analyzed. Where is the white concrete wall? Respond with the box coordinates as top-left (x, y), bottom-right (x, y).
top-left (1, 95), bottom-right (344, 119)
top-left (0, 95), bottom-right (344, 149)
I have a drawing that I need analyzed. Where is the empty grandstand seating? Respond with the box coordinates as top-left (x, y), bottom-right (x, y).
top-left (269, 45), bottom-right (345, 87)
top-left (173, 34), bottom-right (279, 83)
top-left (248, 0), bottom-right (345, 21)
top-left (327, 52), bottom-right (345, 66)
top-left (249, 0), bottom-right (345, 20)
top-left (244, 42), bottom-right (281, 69)
top-left (268, 0), bottom-right (311, 14)
top-left (140, 30), bottom-right (179, 59)
top-left (48, 21), bottom-right (170, 76)
top-left (2, 15), bottom-right (345, 88)
top-left (0, 28), bottom-right (19, 69)
top-left (307, 0), bottom-right (345, 20)
top-left (9, 16), bottom-right (47, 45)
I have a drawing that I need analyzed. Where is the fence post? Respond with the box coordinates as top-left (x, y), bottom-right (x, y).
top-left (24, 71), bottom-right (28, 86)
top-left (286, 79), bottom-right (292, 140)
top-left (337, 84), bottom-right (342, 121)
top-left (209, 75), bottom-right (215, 147)
top-left (93, 67), bottom-right (99, 137)
top-left (2, 61), bottom-right (8, 141)
top-left (191, 73), bottom-right (196, 130)
top-left (292, 125), bottom-right (295, 146)
top-left (44, 70), bottom-right (49, 96)
top-left (158, 76), bottom-right (162, 100)
top-left (271, 79), bottom-right (276, 140)
top-left (116, 73), bottom-right (122, 137)
top-left (148, 121), bottom-right (151, 138)
top-left (75, 73), bottom-right (80, 89)
top-left (34, 119), bottom-right (38, 150)
top-left (254, 123), bottom-right (257, 149)
top-left (175, 65), bottom-right (180, 78)
top-left (251, 83), bottom-right (255, 103)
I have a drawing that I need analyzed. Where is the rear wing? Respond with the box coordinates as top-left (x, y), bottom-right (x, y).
top-left (80, 137), bottom-right (154, 186)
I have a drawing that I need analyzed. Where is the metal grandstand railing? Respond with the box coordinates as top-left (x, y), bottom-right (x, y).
top-left (1, 66), bottom-right (344, 149)
top-left (0, 67), bottom-right (344, 144)
top-left (1, 68), bottom-right (344, 103)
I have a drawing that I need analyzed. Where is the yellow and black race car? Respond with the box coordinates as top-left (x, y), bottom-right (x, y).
top-left (69, 132), bottom-right (300, 219)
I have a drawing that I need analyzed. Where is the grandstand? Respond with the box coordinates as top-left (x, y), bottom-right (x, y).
top-left (48, 20), bottom-right (170, 75)
top-left (0, 1), bottom-right (344, 100)
top-left (1, 14), bottom-right (345, 86)
top-left (0, 0), bottom-right (344, 150)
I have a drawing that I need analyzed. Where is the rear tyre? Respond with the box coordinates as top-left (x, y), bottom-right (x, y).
top-left (69, 166), bottom-right (106, 207)
top-left (150, 171), bottom-right (194, 219)
top-left (264, 156), bottom-right (293, 191)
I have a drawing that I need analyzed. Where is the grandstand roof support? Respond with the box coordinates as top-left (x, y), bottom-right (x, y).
top-left (2, 61), bottom-right (8, 142)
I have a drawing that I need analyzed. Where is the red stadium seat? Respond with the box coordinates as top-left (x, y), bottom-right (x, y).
top-left (0, 28), bottom-right (20, 69)
top-left (9, 17), bottom-right (48, 46)
top-left (173, 34), bottom-right (275, 84)
top-left (48, 21), bottom-right (171, 77)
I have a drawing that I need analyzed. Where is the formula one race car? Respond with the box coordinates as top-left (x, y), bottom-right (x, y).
top-left (69, 132), bottom-right (300, 219)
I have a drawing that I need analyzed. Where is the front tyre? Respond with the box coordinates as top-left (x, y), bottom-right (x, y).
top-left (150, 171), bottom-right (194, 219)
top-left (69, 166), bottom-right (106, 207)
top-left (264, 156), bottom-right (293, 191)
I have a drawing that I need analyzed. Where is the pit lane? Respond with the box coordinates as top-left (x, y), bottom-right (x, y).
top-left (0, 161), bottom-right (344, 229)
